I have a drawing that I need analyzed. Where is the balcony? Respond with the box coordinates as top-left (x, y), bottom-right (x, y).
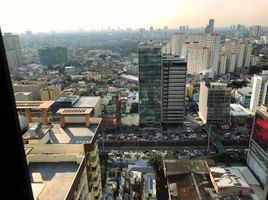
top-left (91, 185), bottom-right (102, 197)
top-left (91, 165), bottom-right (100, 178)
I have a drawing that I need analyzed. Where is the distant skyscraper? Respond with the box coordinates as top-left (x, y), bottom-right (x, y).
top-left (198, 81), bottom-right (231, 125)
top-left (138, 42), bottom-right (162, 127)
top-left (162, 56), bottom-right (187, 128)
top-left (250, 71), bottom-right (268, 112)
top-left (205, 19), bottom-right (215, 34)
top-left (3, 33), bottom-right (23, 71)
top-left (171, 33), bottom-right (186, 56)
top-left (39, 47), bottom-right (68, 66)
top-left (243, 42), bottom-right (252, 67)
top-left (187, 46), bottom-right (209, 75)
top-left (247, 104), bottom-right (268, 191)
top-left (250, 25), bottom-right (261, 39)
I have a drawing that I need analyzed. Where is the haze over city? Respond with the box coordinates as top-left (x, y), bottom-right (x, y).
top-left (1, 0), bottom-right (268, 33)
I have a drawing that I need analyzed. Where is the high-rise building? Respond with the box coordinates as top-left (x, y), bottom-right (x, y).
top-left (243, 42), bottom-right (252, 67)
top-left (250, 71), bottom-right (268, 112)
top-left (198, 81), bottom-right (231, 125)
top-left (138, 42), bottom-right (162, 127)
top-left (38, 47), bottom-right (68, 66)
top-left (247, 105), bottom-right (268, 198)
top-left (181, 41), bottom-right (199, 60)
top-left (199, 34), bottom-right (221, 73)
top-left (218, 52), bottom-right (236, 73)
top-left (162, 56), bottom-right (187, 128)
top-left (222, 41), bottom-right (246, 71)
top-left (186, 33), bottom-right (221, 72)
top-left (205, 19), bottom-right (215, 34)
top-left (250, 25), bottom-right (261, 39)
top-left (171, 33), bottom-right (186, 56)
top-left (3, 33), bottom-right (23, 71)
top-left (187, 46), bottom-right (209, 75)
top-left (41, 85), bottom-right (62, 101)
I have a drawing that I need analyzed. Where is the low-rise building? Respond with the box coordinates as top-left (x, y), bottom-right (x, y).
top-left (14, 92), bottom-right (33, 101)
top-left (23, 107), bottom-right (102, 199)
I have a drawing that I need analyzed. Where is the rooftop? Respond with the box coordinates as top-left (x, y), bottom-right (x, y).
top-left (55, 95), bottom-right (79, 104)
top-left (50, 124), bottom-right (97, 144)
top-left (23, 125), bottom-right (51, 140)
top-left (230, 104), bottom-right (253, 116)
top-left (209, 167), bottom-right (250, 189)
top-left (16, 101), bottom-right (54, 109)
top-left (164, 159), bottom-right (208, 176)
top-left (73, 96), bottom-right (101, 108)
top-left (237, 87), bottom-right (252, 96)
top-left (29, 162), bottom-right (79, 200)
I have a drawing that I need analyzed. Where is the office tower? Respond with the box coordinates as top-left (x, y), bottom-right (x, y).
top-left (243, 42), bottom-right (252, 67)
top-left (138, 42), bottom-right (162, 127)
top-left (187, 46), bottom-right (209, 75)
top-left (247, 105), bottom-right (268, 192)
top-left (162, 56), bottom-right (187, 128)
top-left (171, 33), bottom-right (186, 56)
top-left (198, 81), bottom-right (231, 125)
top-left (13, 83), bottom-right (43, 100)
top-left (205, 19), bottom-right (215, 34)
top-left (222, 41), bottom-right (246, 71)
top-left (250, 71), bottom-right (268, 112)
top-left (14, 92), bottom-right (33, 101)
top-left (41, 85), bottom-right (61, 101)
top-left (199, 34), bottom-right (221, 73)
top-left (250, 25), bottom-right (261, 39)
top-left (38, 47), bottom-right (68, 66)
top-left (3, 33), bottom-right (23, 70)
top-left (218, 52), bottom-right (236, 73)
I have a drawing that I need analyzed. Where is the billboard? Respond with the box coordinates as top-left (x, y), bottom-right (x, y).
top-left (252, 113), bottom-right (268, 152)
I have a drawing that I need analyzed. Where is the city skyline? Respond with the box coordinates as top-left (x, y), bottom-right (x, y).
top-left (1, 0), bottom-right (268, 33)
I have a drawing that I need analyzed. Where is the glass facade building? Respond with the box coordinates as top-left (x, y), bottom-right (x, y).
top-left (138, 43), bottom-right (162, 126)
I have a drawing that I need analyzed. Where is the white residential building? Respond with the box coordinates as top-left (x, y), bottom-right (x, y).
top-left (250, 71), bottom-right (268, 112)
top-left (218, 52), bottom-right (236, 73)
top-left (222, 41), bottom-right (246, 71)
top-left (187, 46), bottom-right (209, 75)
top-left (171, 33), bottom-right (186, 56)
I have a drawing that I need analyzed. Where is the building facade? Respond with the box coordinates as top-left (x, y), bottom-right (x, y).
top-left (247, 105), bottom-right (268, 200)
top-left (162, 56), bottom-right (187, 128)
top-left (3, 33), bottom-right (23, 71)
top-left (14, 92), bottom-right (33, 101)
top-left (222, 41), bottom-right (246, 71)
top-left (250, 71), bottom-right (268, 112)
top-left (41, 85), bottom-right (62, 101)
top-left (198, 81), bottom-right (231, 125)
top-left (138, 42), bottom-right (162, 126)
top-left (187, 46), bottom-right (209, 75)
top-left (171, 33), bottom-right (186, 56)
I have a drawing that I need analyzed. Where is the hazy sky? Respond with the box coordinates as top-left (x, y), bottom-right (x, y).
top-left (1, 0), bottom-right (268, 33)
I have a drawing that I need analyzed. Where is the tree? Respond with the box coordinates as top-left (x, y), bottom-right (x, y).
top-left (65, 75), bottom-right (71, 82)
top-left (148, 152), bottom-right (163, 171)
top-left (130, 103), bottom-right (139, 113)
